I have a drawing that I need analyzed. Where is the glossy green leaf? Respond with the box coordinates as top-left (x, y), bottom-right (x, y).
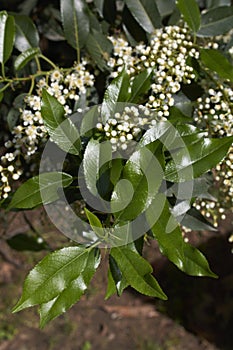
top-left (124, 0), bottom-right (161, 33)
top-left (7, 172), bottom-right (73, 210)
top-left (165, 135), bottom-right (233, 182)
top-left (101, 69), bottom-right (130, 123)
top-left (176, 0), bottom-right (200, 33)
top-left (105, 255), bottom-right (129, 298)
top-left (147, 194), bottom-right (185, 270)
top-left (13, 246), bottom-right (90, 312)
top-left (128, 68), bottom-right (153, 103)
top-left (60, 0), bottom-right (90, 50)
top-left (83, 139), bottom-right (112, 200)
top-left (7, 233), bottom-right (47, 252)
top-left (0, 11), bottom-right (15, 64)
top-left (182, 243), bottom-right (217, 277)
top-left (147, 194), bottom-right (217, 277)
top-left (41, 89), bottom-right (81, 155)
top-left (200, 48), bottom-right (233, 82)
top-left (85, 29), bottom-right (113, 71)
top-left (110, 247), bottom-right (167, 299)
top-left (198, 6), bottom-right (233, 37)
top-left (111, 146), bottom-right (163, 220)
top-left (84, 208), bottom-right (105, 238)
top-left (14, 47), bottom-right (40, 71)
top-left (39, 248), bottom-right (100, 327)
top-left (14, 14), bottom-right (39, 52)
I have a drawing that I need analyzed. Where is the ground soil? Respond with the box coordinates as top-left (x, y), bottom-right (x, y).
top-left (0, 209), bottom-right (232, 350)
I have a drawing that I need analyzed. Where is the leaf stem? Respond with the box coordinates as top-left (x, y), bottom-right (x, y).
top-left (39, 54), bottom-right (58, 69)
top-left (1, 63), bottom-right (5, 79)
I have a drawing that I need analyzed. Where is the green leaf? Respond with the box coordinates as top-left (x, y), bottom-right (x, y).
top-left (39, 248), bottom-right (100, 327)
top-left (13, 14), bottom-right (39, 52)
top-left (0, 11), bottom-right (15, 64)
top-left (7, 172), bottom-right (73, 210)
top-left (176, 0), bottom-right (200, 33)
top-left (128, 68), bottom-right (153, 103)
top-left (147, 194), bottom-right (185, 270)
top-left (138, 121), bottom-right (172, 147)
top-left (85, 29), bottom-right (113, 71)
top-left (156, 0), bottom-right (176, 17)
top-left (41, 89), bottom-right (81, 155)
top-left (14, 47), bottom-right (40, 71)
top-left (7, 107), bottom-right (20, 131)
top-left (200, 48), bottom-right (233, 82)
top-left (165, 135), bottom-right (233, 182)
top-left (7, 233), bottom-right (47, 252)
top-left (124, 0), bottom-right (161, 33)
top-left (206, 0), bottom-right (231, 8)
top-left (0, 91), bottom-right (3, 102)
top-left (84, 208), bottom-right (104, 238)
top-left (83, 139), bottom-right (112, 200)
top-left (60, 0), bottom-right (90, 50)
top-left (181, 207), bottom-right (217, 231)
top-left (182, 243), bottom-right (217, 277)
top-left (198, 6), bottom-right (233, 37)
top-left (111, 146), bottom-right (163, 220)
top-left (12, 246), bottom-right (91, 312)
top-left (110, 247), bottom-right (167, 299)
top-left (105, 255), bottom-right (129, 298)
top-left (101, 69), bottom-right (130, 123)
top-left (147, 194), bottom-right (217, 277)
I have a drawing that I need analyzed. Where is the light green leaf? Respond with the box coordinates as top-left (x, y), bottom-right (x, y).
top-left (7, 172), bottom-right (73, 210)
top-left (101, 69), bottom-right (130, 123)
top-left (128, 68), bottom-right (153, 103)
top-left (60, 0), bottom-right (90, 50)
top-left (13, 14), bottom-right (39, 52)
top-left (41, 89), bottom-right (81, 155)
top-left (39, 248), bottom-right (100, 327)
top-left (0, 11), bottom-right (15, 64)
top-left (198, 6), bottom-right (233, 37)
top-left (13, 246), bottom-right (90, 312)
top-left (124, 0), bottom-right (161, 33)
top-left (176, 0), bottom-right (200, 33)
top-left (14, 47), bottom-right (40, 71)
top-left (200, 48), bottom-right (233, 82)
top-left (84, 208), bottom-right (105, 238)
top-left (165, 135), bottom-right (233, 182)
top-left (110, 247), bottom-right (167, 299)
top-left (85, 29), bottom-right (113, 71)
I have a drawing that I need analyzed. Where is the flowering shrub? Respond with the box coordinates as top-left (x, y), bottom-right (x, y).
top-left (0, 0), bottom-right (233, 327)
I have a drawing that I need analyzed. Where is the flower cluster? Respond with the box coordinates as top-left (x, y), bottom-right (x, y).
top-left (96, 105), bottom-right (154, 152)
top-left (194, 146), bottom-right (233, 227)
top-left (0, 60), bottom-right (95, 200)
top-left (108, 24), bottom-right (198, 118)
top-left (194, 85), bottom-right (233, 137)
